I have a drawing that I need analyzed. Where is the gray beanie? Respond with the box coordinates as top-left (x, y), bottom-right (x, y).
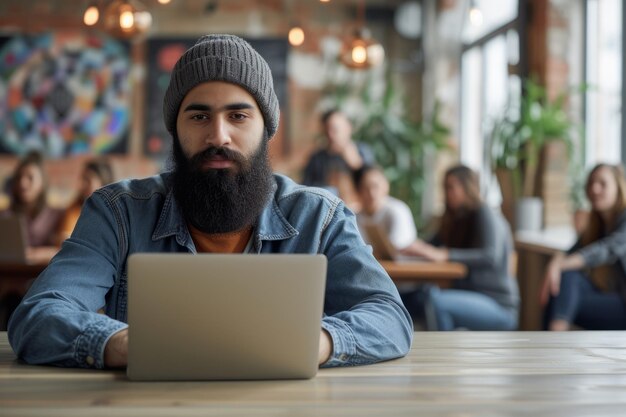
top-left (163, 34), bottom-right (279, 140)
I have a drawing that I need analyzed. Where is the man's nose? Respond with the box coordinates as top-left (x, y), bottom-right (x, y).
top-left (204, 117), bottom-right (231, 147)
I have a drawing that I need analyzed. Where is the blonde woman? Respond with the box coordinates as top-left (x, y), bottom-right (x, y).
top-left (541, 163), bottom-right (626, 330)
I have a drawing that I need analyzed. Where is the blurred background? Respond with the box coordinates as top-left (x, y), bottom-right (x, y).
top-left (0, 0), bottom-right (622, 231)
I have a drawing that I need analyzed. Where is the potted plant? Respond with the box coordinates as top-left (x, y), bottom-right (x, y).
top-left (490, 78), bottom-right (579, 231)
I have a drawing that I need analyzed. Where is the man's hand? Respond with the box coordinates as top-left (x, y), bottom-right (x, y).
top-left (318, 329), bottom-right (333, 365)
top-left (104, 328), bottom-right (128, 368)
top-left (339, 141), bottom-right (363, 170)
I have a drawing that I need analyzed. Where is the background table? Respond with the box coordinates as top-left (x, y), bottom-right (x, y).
top-left (3, 331), bottom-right (626, 416)
top-left (380, 260), bottom-right (466, 288)
top-left (515, 226), bottom-right (577, 330)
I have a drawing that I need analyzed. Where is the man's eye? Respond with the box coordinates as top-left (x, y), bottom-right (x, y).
top-left (231, 113), bottom-right (247, 121)
top-left (191, 114), bottom-right (208, 120)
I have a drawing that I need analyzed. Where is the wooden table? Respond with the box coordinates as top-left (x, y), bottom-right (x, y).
top-left (514, 227), bottom-right (577, 330)
top-left (2, 331), bottom-right (626, 416)
top-left (380, 260), bottom-right (466, 287)
top-left (0, 260), bottom-right (467, 284)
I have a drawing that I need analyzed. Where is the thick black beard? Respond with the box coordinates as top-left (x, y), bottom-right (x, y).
top-left (171, 138), bottom-right (273, 234)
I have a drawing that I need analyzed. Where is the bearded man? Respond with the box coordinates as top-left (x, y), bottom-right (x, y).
top-left (8, 35), bottom-right (412, 370)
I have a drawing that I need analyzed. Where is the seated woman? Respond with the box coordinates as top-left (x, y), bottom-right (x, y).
top-left (0, 151), bottom-right (62, 329)
top-left (353, 165), bottom-right (417, 253)
top-left (541, 163), bottom-right (626, 331)
top-left (402, 164), bottom-right (520, 331)
top-left (57, 157), bottom-right (114, 243)
top-left (3, 151), bottom-right (63, 256)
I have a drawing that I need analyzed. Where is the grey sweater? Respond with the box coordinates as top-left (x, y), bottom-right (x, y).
top-left (570, 209), bottom-right (626, 300)
top-left (431, 205), bottom-right (520, 313)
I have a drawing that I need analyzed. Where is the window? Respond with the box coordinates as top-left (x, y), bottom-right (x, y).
top-left (584, 0), bottom-right (622, 166)
top-left (459, 0), bottom-right (519, 200)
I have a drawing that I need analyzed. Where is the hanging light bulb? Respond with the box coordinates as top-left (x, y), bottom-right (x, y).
top-left (103, 0), bottom-right (152, 39)
top-left (83, 4), bottom-right (100, 26)
top-left (340, 27), bottom-right (385, 69)
top-left (469, 0), bottom-right (483, 27)
top-left (157, 0), bottom-right (171, 3)
top-left (339, 1), bottom-right (384, 70)
top-left (288, 25), bottom-right (305, 47)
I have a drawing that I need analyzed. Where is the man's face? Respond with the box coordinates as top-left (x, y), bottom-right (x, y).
top-left (324, 112), bottom-right (352, 153)
top-left (171, 81), bottom-right (273, 234)
top-left (176, 81), bottom-right (265, 168)
top-left (358, 170), bottom-right (389, 215)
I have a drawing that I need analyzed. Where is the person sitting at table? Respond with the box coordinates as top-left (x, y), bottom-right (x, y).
top-left (301, 109), bottom-right (375, 210)
top-left (0, 151), bottom-right (63, 329)
top-left (541, 163), bottom-right (626, 331)
top-left (401, 164), bottom-right (520, 331)
top-left (353, 164), bottom-right (417, 252)
top-left (3, 151), bottom-right (63, 253)
top-left (8, 34), bottom-right (412, 370)
top-left (57, 157), bottom-right (114, 243)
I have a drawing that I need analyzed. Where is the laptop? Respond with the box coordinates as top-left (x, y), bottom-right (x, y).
top-left (0, 215), bottom-right (28, 263)
top-left (126, 253), bottom-right (327, 381)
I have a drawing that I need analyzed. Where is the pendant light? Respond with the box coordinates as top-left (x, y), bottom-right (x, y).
top-left (83, 0), bottom-right (154, 39)
top-left (339, 0), bottom-right (384, 69)
top-left (469, 0), bottom-right (483, 27)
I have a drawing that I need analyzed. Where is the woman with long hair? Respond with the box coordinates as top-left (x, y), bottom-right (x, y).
top-left (5, 151), bottom-right (62, 247)
top-left (541, 163), bottom-right (626, 330)
top-left (402, 164), bottom-right (520, 330)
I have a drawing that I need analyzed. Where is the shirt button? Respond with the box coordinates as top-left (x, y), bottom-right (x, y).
top-left (86, 356), bottom-right (95, 366)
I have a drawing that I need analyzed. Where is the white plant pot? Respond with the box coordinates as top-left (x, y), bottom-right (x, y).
top-left (515, 197), bottom-right (543, 232)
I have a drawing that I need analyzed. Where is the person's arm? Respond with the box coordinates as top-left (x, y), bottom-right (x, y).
top-left (575, 213), bottom-right (626, 267)
top-left (318, 203), bottom-right (413, 367)
top-left (401, 207), bottom-right (503, 265)
top-left (104, 328), bottom-right (129, 368)
top-left (539, 215), bottom-right (626, 305)
top-left (539, 251), bottom-right (586, 305)
top-left (8, 192), bottom-right (127, 369)
top-left (340, 142), bottom-right (365, 171)
top-left (318, 329), bottom-right (332, 365)
top-left (401, 239), bottom-right (449, 261)
top-left (443, 207), bottom-right (503, 268)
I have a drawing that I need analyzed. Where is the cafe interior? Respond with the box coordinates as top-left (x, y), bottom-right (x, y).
top-left (0, 0), bottom-right (626, 414)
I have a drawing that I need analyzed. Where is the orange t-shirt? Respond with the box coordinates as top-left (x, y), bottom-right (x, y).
top-left (188, 224), bottom-right (253, 254)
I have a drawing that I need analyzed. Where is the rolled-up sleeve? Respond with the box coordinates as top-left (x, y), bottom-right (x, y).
top-left (8, 193), bottom-right (127, 369)
top-left (319, 204), bottom-right (413, 367)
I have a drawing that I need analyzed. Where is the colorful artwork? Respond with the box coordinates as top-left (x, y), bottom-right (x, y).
top-left (144, 37), bottom-right (288, 162)
top-left (0, 32), bottom-right (130, 158)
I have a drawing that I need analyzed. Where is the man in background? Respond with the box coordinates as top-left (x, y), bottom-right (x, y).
top-left (302, 109), bottom-right (375, 210)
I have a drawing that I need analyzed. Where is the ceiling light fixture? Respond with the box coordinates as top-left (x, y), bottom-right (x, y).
top-left (469, 0), bottom-right (483, 27)
top-left (288, 25), bottom-right (305, 47)
top-left (339, 0), bottom-right (384, 69)
top-left (83, 0), bottom-right (153, 39)
top-left (83, 3), bottom-right (100, 26)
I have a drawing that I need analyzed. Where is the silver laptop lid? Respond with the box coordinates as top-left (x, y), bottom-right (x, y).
top-left (127, 253), bottom-right (327, 381)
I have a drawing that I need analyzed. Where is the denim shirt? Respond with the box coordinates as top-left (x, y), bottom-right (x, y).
top-left (8, 173), bottom-right (412, 369)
